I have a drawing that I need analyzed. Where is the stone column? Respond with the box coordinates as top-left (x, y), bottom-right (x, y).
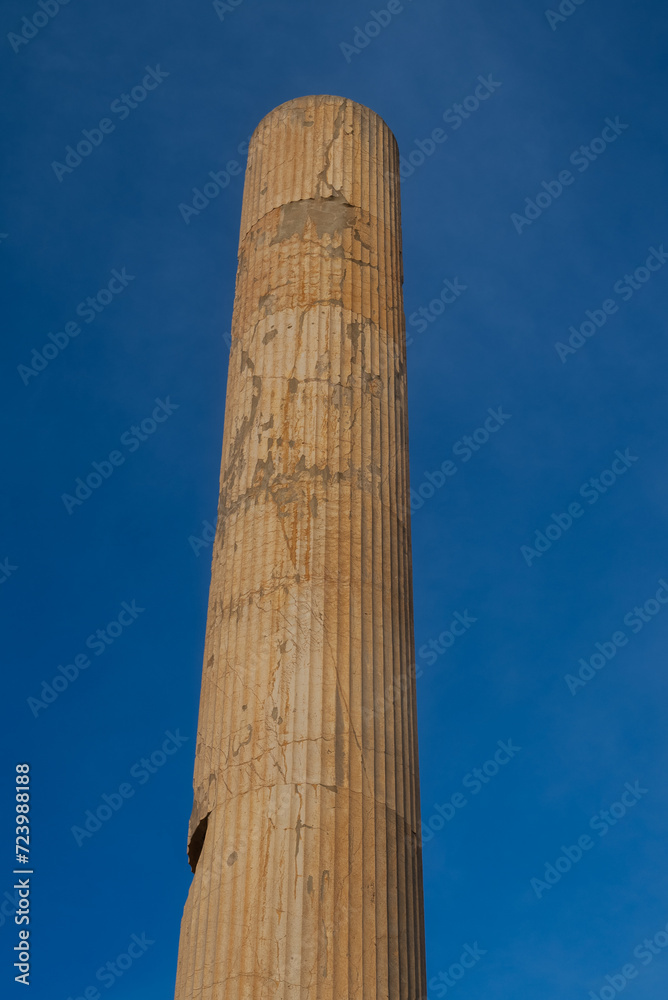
top-left (174, 94), bottom-right (426, 1000)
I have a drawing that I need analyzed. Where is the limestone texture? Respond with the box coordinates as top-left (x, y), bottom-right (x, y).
top-left (174, 94), bottom-right (426, 1000)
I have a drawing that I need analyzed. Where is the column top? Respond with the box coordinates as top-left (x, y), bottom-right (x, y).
top-left (239, 94), bottom-right (402, 245)
top-left (249, 94), bottom-right (397, 145)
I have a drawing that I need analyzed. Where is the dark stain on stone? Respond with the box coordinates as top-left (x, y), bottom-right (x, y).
top-left (295, 816), bottom-right (313, 857)
top-left (295, 455), bottom-right (332, 486)
top-left (223, 375), bottom-right (262, 485)
top-left (272, 707), bottom-right (278, 720)
top-left (262, 328), bottom-right (278, 345)
top-left (347, 321), bottom-right (361, 360)
top-left (321, 919), bottom-right (328, 978)
top-left (286, 106), bottom-right (315, 129)
top-left (272, 193), bottom-right (357, 244)
top-left (253, 454), bottom-right (275, 490)
top-left (227, 852), bottom-right (238, 866)
top-left (288, 378), bottom-right (298, 394)
top-left (307, 875), bottom-right (314, 895)
top-left (240, 350), bottom-right (255, 372)
top-left (310, 494), bottom-right (318, 519)
top-left (353, 227), bottom-right (374, 254)
top-left (261, 415), bottom-right (275, 431)
top-left (258, 293), bottom-right (276, 315)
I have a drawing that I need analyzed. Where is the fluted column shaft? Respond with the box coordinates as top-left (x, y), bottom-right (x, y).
top-left (174, 94), bottom-right (426, 1000)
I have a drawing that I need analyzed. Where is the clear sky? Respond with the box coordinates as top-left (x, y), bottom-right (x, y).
top-left (2, 0), bottom-right (668, 996)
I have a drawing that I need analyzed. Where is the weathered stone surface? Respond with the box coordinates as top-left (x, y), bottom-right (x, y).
top-left (174, 94), bottom-right (426, 1000)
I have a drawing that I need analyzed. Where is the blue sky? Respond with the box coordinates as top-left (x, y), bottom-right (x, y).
top-left (2, 0), bottom-right (668, 996)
